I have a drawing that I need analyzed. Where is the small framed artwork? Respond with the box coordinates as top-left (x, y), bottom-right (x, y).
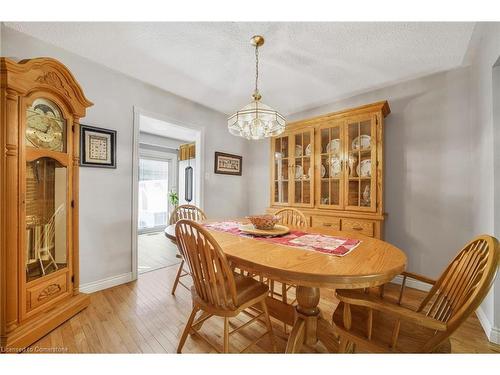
top-left (214, 152), bottom-right (242, 176)
top-left (80, 124), bottom-right (117, 168)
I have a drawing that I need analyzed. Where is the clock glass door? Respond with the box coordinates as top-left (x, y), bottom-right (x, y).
top-left (25, 158), bottom-right (68, 282)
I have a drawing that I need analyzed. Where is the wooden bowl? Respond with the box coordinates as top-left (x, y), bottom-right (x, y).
top-left (246, 215), bottom-right (279, 230)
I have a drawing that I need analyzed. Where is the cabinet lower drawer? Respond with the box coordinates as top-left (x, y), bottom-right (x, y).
top-left (341, 218), bottom-right (374, 237)
top-left (26, 273), bottom-right (67, 311)
top-left (311, 215), bottom-right (341, 230)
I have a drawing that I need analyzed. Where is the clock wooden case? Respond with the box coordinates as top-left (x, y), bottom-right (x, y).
top-left (0, 57), bottom-right (93, 351)
top-left (268, 101), bottom-right (389, 239)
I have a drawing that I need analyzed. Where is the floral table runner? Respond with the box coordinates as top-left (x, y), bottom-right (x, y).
top-left (203, 221), bottom-right (361, 257)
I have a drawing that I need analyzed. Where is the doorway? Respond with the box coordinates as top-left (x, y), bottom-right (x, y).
top-left (132, 108), bottom-right (204, 279)
top-left (137, 149), bottom-right (179, 274)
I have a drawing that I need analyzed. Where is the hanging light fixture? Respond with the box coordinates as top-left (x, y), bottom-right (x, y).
top-left (227, 35), bottom-right (286, 140)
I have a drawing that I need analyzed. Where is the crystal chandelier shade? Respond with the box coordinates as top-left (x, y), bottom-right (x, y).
top-left (227, 100), bottom-right (286, 140)
top-left (227, 35), bottom-right (286, 140)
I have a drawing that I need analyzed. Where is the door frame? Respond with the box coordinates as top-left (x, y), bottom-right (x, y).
top-left (131, 106), bottom-right (205, 280)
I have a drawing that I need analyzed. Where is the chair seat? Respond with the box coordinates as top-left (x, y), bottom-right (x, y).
top-left (233, 273), bottom-right (269, 307)
top-left (191, 272), bottom-right (269, 315)
top-left (332, 301), bottom-right (451, 353)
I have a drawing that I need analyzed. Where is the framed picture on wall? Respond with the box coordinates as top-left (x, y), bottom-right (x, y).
top-left (80, 124), bottom-right (117, 168)
top-left (214, 152), bottom-right (242, 176)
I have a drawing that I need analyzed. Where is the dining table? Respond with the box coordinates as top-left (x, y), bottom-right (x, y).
top-left (164, 219), bottom-right (407, 353)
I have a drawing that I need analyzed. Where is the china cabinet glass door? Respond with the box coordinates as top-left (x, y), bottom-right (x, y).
top-left (344, 115), bottom-right (377, 212)
top-left (291, 128), bottom-right (314, 207)
top-left (317, 121), bottom-right (343, 209)
top-left (24, 97), bottom-right (70, 283)
top-left (272, 135), bottom-right (290, 205)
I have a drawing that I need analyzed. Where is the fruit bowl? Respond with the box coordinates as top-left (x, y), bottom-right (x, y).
top-left (246, 215), bottom-right (279, 230)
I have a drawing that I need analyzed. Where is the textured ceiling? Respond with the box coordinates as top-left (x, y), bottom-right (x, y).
top-left (5, 22), bottom-right (475, 116)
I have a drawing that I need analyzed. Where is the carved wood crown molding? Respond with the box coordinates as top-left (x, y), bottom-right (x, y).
top-left (1, 57), bottom-right (93, 116)
top-left (35, 71), bottom-right (71, 97)
top-left (286, 100), bottom-right (391, 130)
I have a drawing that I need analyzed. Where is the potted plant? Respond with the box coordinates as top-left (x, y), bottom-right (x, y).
top-left (168, 190), bottom-right (179, 209)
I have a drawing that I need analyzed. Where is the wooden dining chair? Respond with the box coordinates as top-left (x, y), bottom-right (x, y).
top-left (332, 235), bottom-right (500, 353)
top-left (271, 208), bottom-right (309, 305)
top-left (169, 205), bottom-right (207, 295)
top-left (274, 207), bottom-right (309, 228)
top-left (175, 220), bottom-right (277, 353)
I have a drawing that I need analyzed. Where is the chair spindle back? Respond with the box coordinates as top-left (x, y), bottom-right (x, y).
top-left (175, 219), bottom-right (238, 310)
top-left (274, 208), bottom-right (308, 228)
top-left (418, 235), bottom-right (499, 350)
top-left (170, 204), bottom-right (207, 225)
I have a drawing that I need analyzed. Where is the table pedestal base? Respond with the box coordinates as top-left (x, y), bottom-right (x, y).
top-left (283, 286), bottom-right (339, 353)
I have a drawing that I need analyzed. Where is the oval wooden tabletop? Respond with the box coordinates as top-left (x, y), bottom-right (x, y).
top-left (165, 220), bottom-right (407, 289)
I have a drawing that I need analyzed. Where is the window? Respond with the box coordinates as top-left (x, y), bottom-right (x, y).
top-left (138, 158), bottom-right (170, 231)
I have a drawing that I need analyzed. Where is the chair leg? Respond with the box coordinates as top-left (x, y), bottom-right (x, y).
top-left (339, 336), bottom-right (348, 353)
top-left (338, 336), bottom-right (355, 354)
top-left (171, 260), bottom-right (185, 295)
top-left (223, 317), bottom-right (230, 353)
top-left (282, 282), bottom-right (287, 304)
top-left (346, 341), bottom-right (356, 353)
top-left (177, 305), bottom-right (199, 353)
top-left (260, 300), bottom-right (277, 353)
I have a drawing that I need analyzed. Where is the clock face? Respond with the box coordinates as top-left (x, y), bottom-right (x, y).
top-left (26, 98), bottom-right (65, 152)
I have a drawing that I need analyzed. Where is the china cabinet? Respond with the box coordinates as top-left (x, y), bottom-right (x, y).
top-left (268, 101), bottom-right (390, 238)
top-left (0, 57), bottom-right (93, 351)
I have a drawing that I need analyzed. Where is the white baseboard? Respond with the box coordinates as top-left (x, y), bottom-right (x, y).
top-left (475, 306), bottom-right (500, 344)
top-left (79, 272), bottom-right (134, 294)
top-left (392, 275), bottom-right (433, 292)
top-left (491, 326), bottom-right (500, 344)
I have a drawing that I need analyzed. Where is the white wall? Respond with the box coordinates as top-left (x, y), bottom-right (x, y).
top-left (249, 67), bottom-right (475, 280)
top-left (467, 23), bottom-right (500, 342)
top-left (1, 25), bottom-right (249, 286)
top-left (139, 131), bottom-right (184, 151)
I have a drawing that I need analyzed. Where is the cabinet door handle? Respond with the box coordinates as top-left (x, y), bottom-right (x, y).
top-left (352, 226), bottom-right (363, 231)
top-left (323, 223), bottom-right (333, 227)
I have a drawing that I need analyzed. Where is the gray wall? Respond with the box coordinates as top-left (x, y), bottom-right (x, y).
top-left (1, 25), bottom-right (249, 285)
top-left (249, 67), bottom-right (475, 280)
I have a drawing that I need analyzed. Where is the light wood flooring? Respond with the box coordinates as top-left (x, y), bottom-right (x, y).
top-left (28, 265), bottom-right (500, 353)
top-left (138, 232), bottom-right (180, 274)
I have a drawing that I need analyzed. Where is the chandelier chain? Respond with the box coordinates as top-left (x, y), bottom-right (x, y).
top-left (255, 44), bottom-right (259, 95)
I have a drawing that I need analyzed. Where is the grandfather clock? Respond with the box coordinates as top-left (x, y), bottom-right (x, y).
top-left (0, 57), bottom-right (93, 351)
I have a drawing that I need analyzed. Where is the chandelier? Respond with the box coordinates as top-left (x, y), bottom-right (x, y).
top-left (227, 35), bottom-right (286, 140)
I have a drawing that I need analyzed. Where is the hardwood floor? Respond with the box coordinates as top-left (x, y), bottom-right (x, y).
top-left (138, 232), bottom-right (180, 274)
top-left (28, 265), bottom-right (500, 353)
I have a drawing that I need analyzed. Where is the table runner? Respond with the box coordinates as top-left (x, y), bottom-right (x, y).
top-left (203, 221), bottom-right (361, 257)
